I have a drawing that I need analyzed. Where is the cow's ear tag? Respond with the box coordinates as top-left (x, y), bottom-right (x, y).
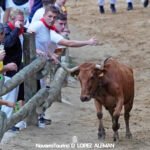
top-left (99, 72), bottom-right (104, 77)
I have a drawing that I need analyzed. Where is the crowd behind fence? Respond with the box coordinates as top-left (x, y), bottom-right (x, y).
top-left (0, 32), bottom-right (70, 141)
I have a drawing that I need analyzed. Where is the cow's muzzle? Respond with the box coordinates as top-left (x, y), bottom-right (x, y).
top-left (80, 96), bottom-right (91, 102)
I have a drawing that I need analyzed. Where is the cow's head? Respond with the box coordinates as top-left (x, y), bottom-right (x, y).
top-left (70, 63), bottom-right (104, 102)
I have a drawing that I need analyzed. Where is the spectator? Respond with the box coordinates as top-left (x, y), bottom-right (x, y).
top-left (3, 8), bottom-right (24, 76)
top-left (53, 13), bottom-right (67, 56)
top-left (3, 0), bottom-right (29, 26)
top-left (29, 0), bottom-right (56, 23)
top-left (28, 5), bottom-right (98, 64)
top-left (1, 9), bottom-right (26, 131)
top-left (53, 13), bottom-right (67, 36)
top-left (28, 5), bottom-right (59, 127)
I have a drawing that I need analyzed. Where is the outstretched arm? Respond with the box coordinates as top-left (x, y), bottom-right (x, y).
top-left (58, 37), bottom-right (98, 47)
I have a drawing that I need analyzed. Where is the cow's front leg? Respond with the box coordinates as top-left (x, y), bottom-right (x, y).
top-left (108, 109), bottom-right (120, 142)
top-left (112, 115), bottom-right (120, 141)
top-left (112, 95), bottom-right (124, 142)
top-left (94, 99), bottom-right (105, 140)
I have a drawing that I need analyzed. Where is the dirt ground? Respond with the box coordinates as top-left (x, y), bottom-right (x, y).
top-left (1, 0), bottom-right (150, 149)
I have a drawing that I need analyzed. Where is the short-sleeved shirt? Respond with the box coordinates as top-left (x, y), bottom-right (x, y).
top-left (28, 20), bottom-right (64, 53)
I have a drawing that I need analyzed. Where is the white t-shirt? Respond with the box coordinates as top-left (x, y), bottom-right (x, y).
top-left (31, 7), bottom-right (45, 24)
top-left (28, 20), bottom-right (64, 53)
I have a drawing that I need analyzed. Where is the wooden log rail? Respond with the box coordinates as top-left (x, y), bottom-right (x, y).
top-left (0, 57), bottom-right (46, 96)
top-left (0, 62), bottom-right (68, 141)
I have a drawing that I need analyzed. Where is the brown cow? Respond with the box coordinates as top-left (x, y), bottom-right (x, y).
top-left (70, 57), bottom-right (134, 141)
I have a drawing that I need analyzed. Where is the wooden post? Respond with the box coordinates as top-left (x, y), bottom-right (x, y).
top-left (23, 33), bottom-right (38, 125)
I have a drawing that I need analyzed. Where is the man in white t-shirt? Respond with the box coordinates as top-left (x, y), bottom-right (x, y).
top-left (28, 5), bottom-right (60, 127)
top-left (28, 5), bottom-right (61, 61)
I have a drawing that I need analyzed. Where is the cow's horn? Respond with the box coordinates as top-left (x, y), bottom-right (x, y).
top-left (59, 62), bottom-right (79, 73)
top-left (68, 66), bottom-right (79, 72)
top-left (95, 64), bottom-right (102, 69)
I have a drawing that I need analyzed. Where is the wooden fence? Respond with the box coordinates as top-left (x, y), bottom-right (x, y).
top-left (0, 33), bottom-right (70, 141)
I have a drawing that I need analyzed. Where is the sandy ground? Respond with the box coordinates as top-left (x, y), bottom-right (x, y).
top-left (1, 0), bottom-right (150, 149)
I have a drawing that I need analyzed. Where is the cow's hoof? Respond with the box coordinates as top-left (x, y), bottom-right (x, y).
top-left (98, 129), bottom-right (105, 140)
top-left (113, 136), bottom-right (119, 142)
top-left (126, 132), bottom-right (132, 139)
top-left (113, 132), bottom-right (119, 142)
top-left (98, 133), bottom-right (105, 140)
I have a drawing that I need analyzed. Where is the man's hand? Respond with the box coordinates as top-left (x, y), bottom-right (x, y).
top-left (5, 63), bottom-right (18, 71)
top-left (6, 101), bottom-right (15, 108)
top-left (52, 53), bottom-right (59, 64)
top-left (36, 49), bottom-right (47, 57)
top-left (15, 21), bottom-right (23, 28)
top-left (88, 37), bottom-right (98, 46)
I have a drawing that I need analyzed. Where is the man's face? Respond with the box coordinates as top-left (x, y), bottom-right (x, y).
top-left (14, 14), bottom-right (24, 26)
top-left (54, 19), bottom-right (66, 32)
top-left (44, 11), bottom-right (57, 26)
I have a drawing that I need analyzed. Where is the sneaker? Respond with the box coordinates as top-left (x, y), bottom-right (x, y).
top-left (38, 117), bottom-right (45, 128)
top-left (11, 126), bottom-right (20, 131)
top-left (15, 121), bottom-right (27, 130)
